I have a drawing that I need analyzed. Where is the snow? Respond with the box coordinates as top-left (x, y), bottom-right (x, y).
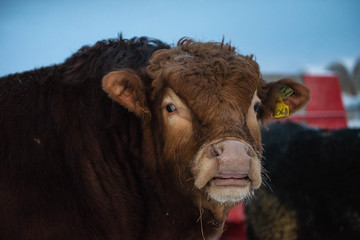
top-left (338, 57), bottom-right (357, 72)
top-left (303, 65), bottom-right (334, 75)
top-left (342, 93), bottom-right (360, 128)
top-left (302, 57), bottom-right (358, 76)
top-left (347, 119), bottom-right (360, 128)
top-left (342, 93), bottom-right (360, 110)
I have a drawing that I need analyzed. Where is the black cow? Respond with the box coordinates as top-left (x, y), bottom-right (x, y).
top-left (246, 122), bottom-right (360, 240)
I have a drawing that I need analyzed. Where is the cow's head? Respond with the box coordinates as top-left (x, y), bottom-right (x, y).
top-left (102, 39), bottom-right (309, 209)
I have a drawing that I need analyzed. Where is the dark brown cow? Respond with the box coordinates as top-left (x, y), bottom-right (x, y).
top-left (0, 36), bottom-right (309, 239)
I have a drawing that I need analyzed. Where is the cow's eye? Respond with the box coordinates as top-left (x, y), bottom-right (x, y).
top-left (254, 102), bottom-right (260, 112)
top-left (166, 104), bottom-right (177, 113)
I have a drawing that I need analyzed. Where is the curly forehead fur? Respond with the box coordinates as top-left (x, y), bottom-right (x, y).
top-left (147, 38), bottom-right (262, 124)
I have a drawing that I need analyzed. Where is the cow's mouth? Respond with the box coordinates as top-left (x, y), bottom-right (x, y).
top-left (192, 138), bottom-right (262, 202)
top-left (211, 173), bottom-right (250, 187)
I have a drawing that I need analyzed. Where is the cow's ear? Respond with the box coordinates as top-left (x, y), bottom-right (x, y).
top-left (258, 78), bottom-right (310, 120)
top-left (102, 70), bottom-right (150, 119)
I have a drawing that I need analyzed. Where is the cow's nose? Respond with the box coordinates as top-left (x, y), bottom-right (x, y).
top-left (205, 140), bottom-right (255, 173)
top-left (206, 140), bottom-right (255, 159)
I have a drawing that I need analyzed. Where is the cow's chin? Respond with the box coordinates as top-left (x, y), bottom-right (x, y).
top-left (205, 181), bottom-right (251, 203)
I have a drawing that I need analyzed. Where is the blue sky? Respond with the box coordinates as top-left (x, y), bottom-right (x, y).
top-left (1, 0), bottom-right (359, 77)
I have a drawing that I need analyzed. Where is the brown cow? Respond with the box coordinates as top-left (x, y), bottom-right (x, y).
top-left (0, 36), bottom-right (309, 239)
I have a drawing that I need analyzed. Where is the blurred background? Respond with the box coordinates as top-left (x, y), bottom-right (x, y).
top-left (1, 0), bottom-right (360, 126)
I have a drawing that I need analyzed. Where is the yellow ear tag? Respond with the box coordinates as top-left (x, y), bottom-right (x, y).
top-left (271, 97), bottom-right (289, 118)
top-left (271, 85), bottom-right (293, 118)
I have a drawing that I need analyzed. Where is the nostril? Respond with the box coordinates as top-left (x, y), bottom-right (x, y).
top-left (205, 144), bottom-right (223, 158)
top-left (247, 146), bottom-right (256, 158)
top-left (244, 145), bottom-right (249, 152)
top-left (212, 144), bottom-right (222, 157)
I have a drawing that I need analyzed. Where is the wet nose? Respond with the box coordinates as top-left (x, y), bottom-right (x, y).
top-left (206, 140), bottom-right (256, 159)
top-left (205, 139), bottom-right (256, 172)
